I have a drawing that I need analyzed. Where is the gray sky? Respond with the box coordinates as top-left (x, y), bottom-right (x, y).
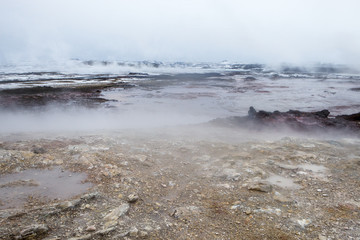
top-left (1, 0), bottom-right (360, 65)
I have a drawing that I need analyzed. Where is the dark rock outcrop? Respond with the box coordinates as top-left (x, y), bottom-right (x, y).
top-left (212, 107), bottom-right (360, 134)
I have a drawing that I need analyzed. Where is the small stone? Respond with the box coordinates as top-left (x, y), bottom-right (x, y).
top-left (297, 219), bottom-right (312, 228)
top-left (68, 234), bottom-right (92, 240)
top-left (57, 201), bottom-right (74, 210)
top-left (277, 164), bottom-right (299, 170)
top-left (248, 182), bottom-right (273, 193)
top-left (273, 193), bottom-right (292, 203)
top-left (32, 147), bottom-right (46, 154)
top-left (318, 234), bottom-right (327, 240)
top-left (96, 227), bottom-right (116, 235)
top-left (244, 207), bottom-right (252, 215)
top-left (81, 192), bottom-right (100, 201)
top-left (144, 225), bottom-right (153, 232)
top-left (112, 231), bottom-right (129, 238)
top-left (171, 206), bottom-right (200, 219)
top-left (85, 225), bottom-right (96, 232)
top-left (18, 224), bottom-right (49, 239)
top-left (134, 154), bottom-right (147, 162)
top-left (139, 231), bottom-right (148, 237)
top-left (127, 194), bottom-right (139, 203)
top-left (103, 220), bottom-right (118, 229)
top-left (129, 227), bottom-right (138, 237)
top-left (231, 204), bottom-right (241, 210)
top-left (104, 203), bottom-right (130, 222)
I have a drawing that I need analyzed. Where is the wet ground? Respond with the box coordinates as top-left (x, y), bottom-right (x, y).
top-left (0, 126), bottom-right (359, 239)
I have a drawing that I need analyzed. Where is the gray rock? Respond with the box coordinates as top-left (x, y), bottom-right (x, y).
top-left (112, 231), bottom-right (129, 239)
top-left (276, 163), bottom-right (299, 170)
top-left (104, 203), bottom-right (130, 222)
top-left (171, 206), bottom-right (200, 219)
top-left (129, 227), bottom-right (139, 237)
top-left (273, 192), bottom-right (293, 203)
top-left (248, 182), bottom-right (273, 193)
top-left (32, 147), bottom-right (46, 154)
top-left (56, 200), bottom-right (75, 210)
top-left (96, 227), bottom-right (116, 235)
top-left (68, 227), bottom-right (116, 240)
top-left (68, 234), bottom-right (92, 240)
top-left (127, 193), bottom-right (139, 203)
top-left (85, 225), bottom-right (96, 232)
top-left (81, 192), bottom-right (100, 201)
top-left (318, 235), bottom-right (327, 240)
top-left (244, 207), bottom-right (252, 215)
top-left (139, 231), bottom-right (148, 237)
top-left (218, 168), bottom-right (241, 181)
top-left (16, 224), bottom-right (49, 239)
top-left (297, 219), bottom-right (312, 228)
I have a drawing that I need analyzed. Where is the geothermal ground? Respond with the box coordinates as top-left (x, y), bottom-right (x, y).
top-left (0, 67), bottom-right (359, 239)
top-left (0, 126), bottom-right (359, 240)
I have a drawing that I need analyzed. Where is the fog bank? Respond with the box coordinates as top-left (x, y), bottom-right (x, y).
top-left (1, 0), bottom-right (360, 66)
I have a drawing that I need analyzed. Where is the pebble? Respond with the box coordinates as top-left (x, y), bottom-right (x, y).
top-left (248, 182), bottom-right (273, 193)
top-left (144, 225), bottom-right (153, 232)
top-left (134, 154), bottom-right (147, 162)
top-left (297, 219), bottom-right (312, 228)
top-left (18, 224), bottom-right (49, 239)
top-left (127, 193), bottom-right (139, 203)
top-left (129, 227), bottom-right (139, 237)
top-left (139, 231), bottom-right (148, 237)
top-left (112, 231), bottom-right (129, 239)
top-left (85, 225), bottom-right (96, 232)
top-left (273, 193), bottom-right (292, 203)
top-left (104, 203), bottom-right (130, 222)
top-left (171, 206), bottom-right (200, 219)
top-left (318, 234), bottom-right (327, 240)
top-left (32, 147), bottom-right (46, 154)
top-left (57, 201), bottom-right (74, 210)
top-left (244, 207), bottom-right (252, 215)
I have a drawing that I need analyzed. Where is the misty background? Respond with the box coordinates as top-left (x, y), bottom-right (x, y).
top-left (1, 0), bottom-right (360, 66)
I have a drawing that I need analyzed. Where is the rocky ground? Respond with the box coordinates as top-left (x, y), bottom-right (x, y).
top-left (0, 80), bottom-right (135, 110)
top-left (0, 126), bottom-right (359, 240)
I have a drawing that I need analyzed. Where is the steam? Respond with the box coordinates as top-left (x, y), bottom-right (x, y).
top-left (0, 105), bottom-right (212, 133)
top-left (1, 0), bottom-right (360, 66)
top-left (0, 105), bottom-right (352, 142)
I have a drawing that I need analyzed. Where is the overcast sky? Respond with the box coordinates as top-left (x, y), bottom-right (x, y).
top-left (1, 0), bottom-right (360, 65)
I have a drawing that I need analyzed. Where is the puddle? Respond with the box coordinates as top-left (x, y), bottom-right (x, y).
top-left (266, 175), bottom-right (301, 189)
top-left (0, 167), bottom-right (92, 209)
